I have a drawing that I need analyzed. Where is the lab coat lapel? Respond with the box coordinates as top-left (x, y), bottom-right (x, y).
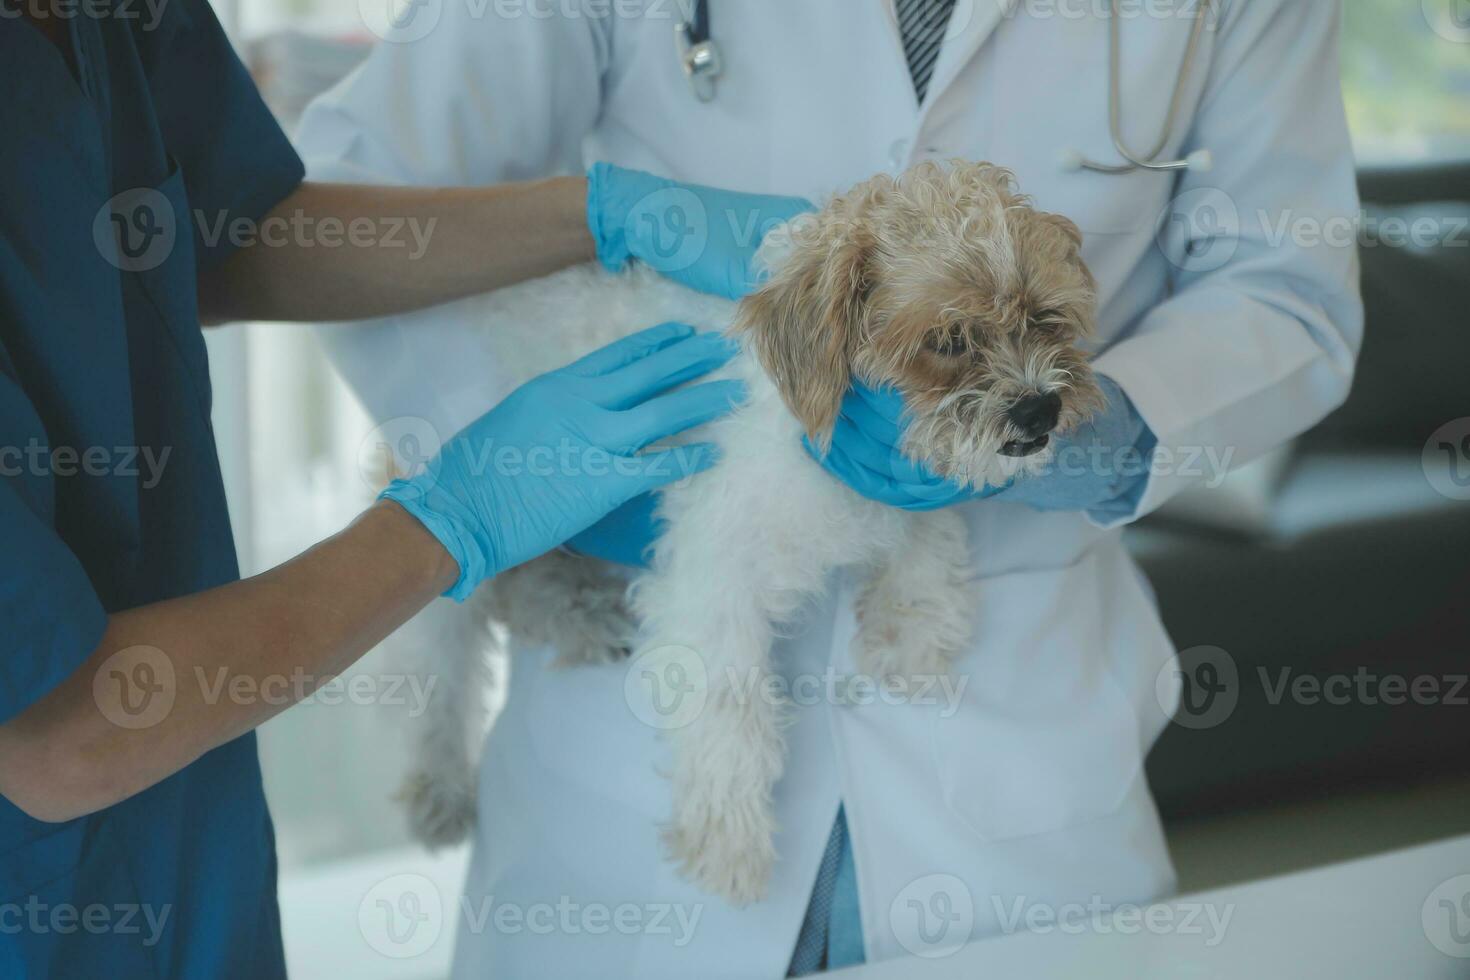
top-left (922, 0), bottom-right (1018, 110)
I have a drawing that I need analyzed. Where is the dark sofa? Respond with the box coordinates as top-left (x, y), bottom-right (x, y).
top-left (1139, 162), bottom-right (1470, 820)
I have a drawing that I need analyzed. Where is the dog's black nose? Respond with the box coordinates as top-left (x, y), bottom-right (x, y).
top-left (1008, 392), bottom-right (1062, 440)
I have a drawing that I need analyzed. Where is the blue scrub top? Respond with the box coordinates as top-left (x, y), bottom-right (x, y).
top-left (0, 2), bottom-right (304, 976)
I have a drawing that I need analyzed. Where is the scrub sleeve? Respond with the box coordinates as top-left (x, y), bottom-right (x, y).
top-left (0, 1), bottom-right (304, 975)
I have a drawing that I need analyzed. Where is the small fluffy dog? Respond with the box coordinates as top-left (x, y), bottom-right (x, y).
top-left (399, 161), bottom-right (1104, 904)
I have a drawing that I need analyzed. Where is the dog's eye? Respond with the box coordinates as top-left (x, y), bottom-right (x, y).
top-left (924, 325), bottom-right (968, 356)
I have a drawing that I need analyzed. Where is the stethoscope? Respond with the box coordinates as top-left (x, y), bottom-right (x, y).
top-left (676, 0), bottom-right (1213, 174)
top-left (1061, 0), bottom-right (1215, 174)
top-left (675, 0), bottom-right (722, 103)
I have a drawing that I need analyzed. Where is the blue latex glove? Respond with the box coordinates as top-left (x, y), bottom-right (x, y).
top-left (802, 385), bottom-right (1014, 512)
top-left (805, 377), bottom-right (1155, 518)
top-left (381, 323), bottom-right (744, 600)
top-left (587, 163), bottom-right (814, 300)
top-left (565, 492), bottom-right (663, 568)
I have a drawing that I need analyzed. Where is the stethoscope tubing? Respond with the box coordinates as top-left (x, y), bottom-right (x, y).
top-left (1074, 0), bottom-right (1214, 174)
top-left (680, 0), bottom-right (1214, 175)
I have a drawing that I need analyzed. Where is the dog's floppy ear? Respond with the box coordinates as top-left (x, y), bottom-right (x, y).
top-left (734, 210), bottom-right (872, 450)
top-left (1041, 211), bottom-right (1084, 251)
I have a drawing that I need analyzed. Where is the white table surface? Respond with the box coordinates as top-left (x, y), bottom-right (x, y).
top-left (279, 844), bottom-right (470, 980)
top-left (278, 834), bottom-right (1470, 979)
top-left (835, 833), bottom-right (1470, 979)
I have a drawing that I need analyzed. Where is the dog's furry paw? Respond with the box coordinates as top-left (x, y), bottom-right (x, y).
top-left (852, 509), bottom-right (974, 685)
top-left (486, 550), bottom-right (637, 667)
top-left (550, 594), bottom-right (636, 667)
top-left (855, 593), bottom-right (969, 685)
top-left (397, 769), bottom-right (477, 848)
top-left (663, 799), bottom-right (777, 906)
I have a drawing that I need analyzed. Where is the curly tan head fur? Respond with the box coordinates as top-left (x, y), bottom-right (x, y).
top-left (736, 160), bottom-right (1105, 488)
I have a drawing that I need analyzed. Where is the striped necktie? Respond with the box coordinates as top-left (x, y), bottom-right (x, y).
top-left (895, 0), bottom-right (960, 104)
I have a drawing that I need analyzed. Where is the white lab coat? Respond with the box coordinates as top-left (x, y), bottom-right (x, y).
top-left (296, 1), bottom-right (1362, 975)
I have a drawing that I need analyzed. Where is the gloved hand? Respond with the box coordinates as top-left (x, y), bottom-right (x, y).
top-left (565, 492), bottom-right (663, 568)
top-left (381, 323), bottom-right (744, 600)
top-left (587, 163), bottom-right (814, 300)
top-left (805, 377), bottom-right (1155, 518)
top-left (802, 384), bottom-right (1013, 512)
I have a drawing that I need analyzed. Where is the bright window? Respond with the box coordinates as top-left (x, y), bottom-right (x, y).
top-left (1341, 1), bottom-right (1470, 164)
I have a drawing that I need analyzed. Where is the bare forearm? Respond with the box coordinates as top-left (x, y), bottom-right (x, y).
top-left (0, 502), bottom-right (456, 822)
top-left (198, 177), bottom-right (596, 324)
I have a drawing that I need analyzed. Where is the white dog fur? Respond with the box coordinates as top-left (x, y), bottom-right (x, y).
top-left (397, 162), bottom-right (1102, 905)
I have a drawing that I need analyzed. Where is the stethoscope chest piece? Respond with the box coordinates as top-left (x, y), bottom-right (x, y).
top-left (676, 0), bottom-right (722, 103)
